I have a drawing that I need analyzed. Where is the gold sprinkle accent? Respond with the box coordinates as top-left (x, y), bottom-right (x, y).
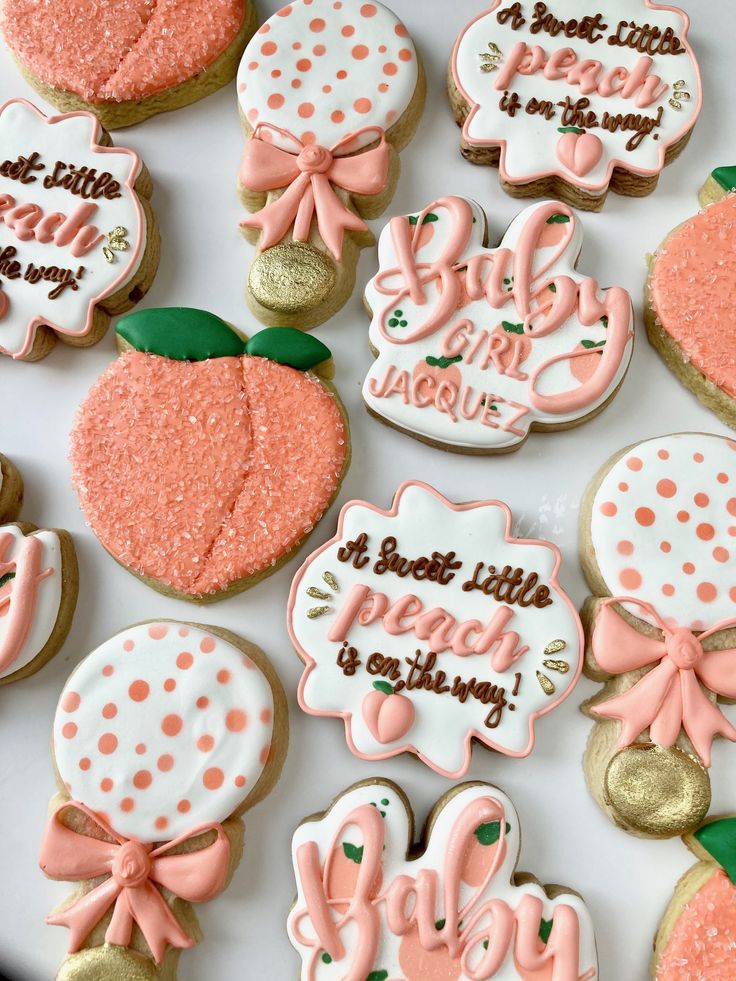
top-left (104, 226), bottom-right (130, 261)
top-left (479, 41), bottom-right (502, 72)
top-left (669, 82), bottom-right (691, 111)
top-left (674, 80), bottom-right (686, 88)
top-left (322, 571), bottom-right (339, 592)
top-left (536, 671), bottom-right (555, 696)
top-left (480, 63), bottom-right (499, 73)
top-left (102, 246), bottom-right (115, 264)
top-left (669, 99), bottom-right (682, 110)
top-left (248, 241), bottom-right (335, 314)
top-left (543, 658), bottom-right (570, 674)
top-left (307, 586), bottom-right (331, 600)
top-left (487, 41), bottom-right (502, 54)
top-left (307, 606), bottom-right (331, 619)
top-left (543, 639), bottom-right (566, 656)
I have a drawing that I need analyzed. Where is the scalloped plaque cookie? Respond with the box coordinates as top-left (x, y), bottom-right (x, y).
top-left (449, 0), bottom-right (702, 210)
top-left (289, 481), bottom-right (583, 777)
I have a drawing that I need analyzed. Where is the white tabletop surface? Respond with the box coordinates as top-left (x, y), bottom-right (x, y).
top-left (0, 1), bottom-right (732, 979)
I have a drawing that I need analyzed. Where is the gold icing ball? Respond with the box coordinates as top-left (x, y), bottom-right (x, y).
top-left (604, 743), bottom-right (711, 837)
top-left (248, 242), bottom-right (336, 314)
top-left (57, 946), bottom-right (158, 981)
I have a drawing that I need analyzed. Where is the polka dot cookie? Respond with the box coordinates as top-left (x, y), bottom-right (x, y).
top-left (580, 433), bottom-right (736, 839)
top-left (237, 0), bottom-right (425, 331)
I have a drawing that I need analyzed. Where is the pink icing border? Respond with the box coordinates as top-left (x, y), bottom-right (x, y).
top-left (0, 99), bottom-right (145, 359)
top-left (450, 0), bottom-right (703, 193)
top-left (287, 480), bottom-right (585, 779)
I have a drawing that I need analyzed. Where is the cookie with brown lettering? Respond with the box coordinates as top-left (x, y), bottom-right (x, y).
top-left (448, 0), bottom-right (702, 211)
top-left (288, 481), bottom-right (583, 778)
top-left (1, 1), bottom-right (258, 129)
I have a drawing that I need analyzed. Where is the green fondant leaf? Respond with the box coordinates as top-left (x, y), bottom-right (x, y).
top-left (245, 327), bottom-right (331, 371)
top-left (546, 214), bottom-right (571, 224)
top-left (366, 972), bottom-right (388, 981)
top-left (342, 842), bottom-right (364, 864)
top-left (321, 953), bottom-right (332, 964)
top-left (116, 308), bottom-right (248, 362)
top-left (409, 213), bottom-right (439, 225)
top-left (502, 321), bottom-right (524, 334)
top-left (474, 820), bottom-right (511, 846)
top-left (0, 571), bottom-right (16, 589)
top-left (557, 126), bottom-right (582, 134)
top-left (580, 339), bottom-right (606, 349)
top-left (373, 680), bottom-right (394, 696)
top-left (694, 818), bottom-right (736, 884)
top-left (712, 166), bottom-right (736, 193)
top-left (381, 798), bottom-right (389, 806)
top-left (425, 355), bottom-right (463, 369)
top-left (435, 918), bottom-right (446, 930)
top-left (539, 918), bottom-right (553, 944)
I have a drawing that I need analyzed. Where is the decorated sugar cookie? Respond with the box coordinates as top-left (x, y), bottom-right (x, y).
top-left (237, 0), bottom-right (425, 330)
top-left (449, 1), bottom-right (702, 211)
top-left (288, 779), bottom-right (599, 980)
top-left (580, 433), bottom-right (736, 838)
top-left (1, 1), bottom-right (257, 129)
top-left (70, 308), bottom-right (350, 603)
top-left (39, 619), bottom-right (287, 980)
top-left (0, 452), bottom-right (78, 685)
top-left (363, 196), bottom-right (633, 453)
top-left (646, 169), bottom-right (736, 429)
top-left (0, 99), bottom-right (159, 361)
top-left (653, 815), bottom-right (736, 979)
top-left (288, 481), bottom-right (583, 778)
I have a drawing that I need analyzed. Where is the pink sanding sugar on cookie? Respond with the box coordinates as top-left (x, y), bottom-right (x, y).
top-left (649, 196), bottom-right (736, 399)
top-left (70, 351), bottom-right (347, 597)
top-left (2, 0), bottom-right (246, 103)
top-left (657, 870), bottom-right (736, 980)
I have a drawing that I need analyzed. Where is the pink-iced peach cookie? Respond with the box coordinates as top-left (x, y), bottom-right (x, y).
top-left (69, 308), bottom-right (350, 603)
top-left (40, 619), bottom-right (287, 980)
top-left (0, 99), bottom-right (159, 361)
top-left (288, 779), bottom-right (599, 980)
top-left (448, 0), bottom-right (702, 211)
top-left (646, 168), bottom-right (736, 429)
top-left (288, 481), bottom-right (584, 778)
top-left (580, 432), bottom-right (736, 839)
top-left (1, 0), bottom-right (258, 129)
top-left (237, 0), bottom-right (425, 330)
top-left (0, 452), bottom-right (78, 686)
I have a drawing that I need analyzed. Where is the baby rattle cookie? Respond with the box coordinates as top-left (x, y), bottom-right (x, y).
top-left (288, 778), bottom-right (599, 980)
top-left (1, 1), bottom-right (258, 129)
top-left (653, 814), bottom-right (736, 980)
top-left (363, 196), bottom-right (634, 453)
top-left (580, 432), bottom-right (736, 839)
top-left (0, 452), bottom-right (78, 685)
top-left (0, 99), bottom-right (159, 361)
top-left (449, 0), bottom-right (702, 211)
top-left (39, 619), bottom-right (287, 980)
top-left (646, 167), bottom-right (736, 429)
top-left (289, 481), bottom-right (583, 778)
top-left (237, 0), bottom-right (425, 330)
top-left (70, 307), bottom-right (350, 603)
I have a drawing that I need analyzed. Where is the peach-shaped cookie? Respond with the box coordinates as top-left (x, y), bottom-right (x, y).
top-left (1, 1), bottom-right (258, 129)
top-left (70, 308), bottom-right (350, 603)
top-left (288, 779), bottom-right (599, 979)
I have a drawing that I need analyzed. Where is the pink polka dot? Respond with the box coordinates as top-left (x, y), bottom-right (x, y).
top-left (258, 21), bottom-right (270, 32)
top-left (102, 702), bottom-right (117, 719)
top-left (683, 562), bottom-right (695, 575)
top-left (718, 472), bottom-right (729, 484)
top-left (226, 709), bottom-right (248, 732)
top-left (697, 582), bottom-right (717, 602)
top-left (176, 652), bottom-right (193, 671)
top-left (177, 799), bottom-right (191, 814)
top-left (635, 507), bottom-right (655, 527)
top-left (291, 79), bottom-right (302, 89)
top-left (730, 527), bottom-right (736, 537)
top-left (123, 639), bottom-right (134, 652)
top-left (162, 714), bottom-right (183, 737)
top-left (361, 2), bottom-right (377, 13)
top-left (260, 745), bottom-right (271, 766)
top-left (662, 584), bottom-right (675, 596)
top-left (148, 625), bottom-right (168, 640)
top-left (331, 110), bottom-right (345, 123)
top-left (136, 743), bottom-right (146, 755)
top-left (657, 449), bottom-right (669, 460)
top-left (120, 797), bottom-right (134, 813)
top-left (660, 541), bottom-right (671, 553)
top-left (599, 501), bottom-right (617, 517)
top-left (261, 41), bottom-right (277, 56)
top-left (352, 44), bottom-right (369, 59)
top-left (626, 457), bottom-right (643, 471)
top-left (267, 93), bottom-right (285, 109)
top-left (694, 453), bottom-right (704, 463)
top-left (309, 17), bottom-right (326, 31)
top-left (341, 24), bottom-right (355, 36)
top-left (217, 670), bottom-right (231, 684)
top-left (378, 83), bottom-right (389, 93)
top-left (696, 523), bottom-right (715, 541)
top-left (617, 540), bottom-right (634, 555)
top-left (395, 22), bottom-right (409, 36)
top-left (102, 665), bottom-right (114, 677)
top-left (693, 493), bottom-right (709, 507)
top-left (618, 482), bottom-right (629, 492)
top-left (133, 770), bottom-right (152, 790)
top-left (204, 767), bottom-right (224, 790)
top-left (271, 69), bottom-right (281, 78)
top-left (247, 108), bottom-right (258, 123)
top-left (178, 627), bottom-right (189, 637)
top-left (235, 775), bottom-right (247, 788)
top-left (656, 479), bottom-right (677, 498)
top-left (62, 691), bottom-right (81, 712)
top-left (101, 778), bottom-right (113, 793)
top-left (714, 547), bottom-right (729, 562)
top-left (164, 678), bottom-right (176, 692)
top-left (731, 587), bottom-right (736, 602)
top-left (200, 638), bottom-right (216, 654)
top-left (197, 735), bottom-right (215, 752)
top-left (384, 62), bottom-right (398, 76)
top-left (129, 680), bottom-right (150, 702)
top-left (99, 733), bottom-right (117, 755)
top-left (292, 41), bottom-right (301, 50)
top-left (354, 98), bottom-right (372, 113)
top-left (298, 102), bottom-right (315, 118)
top-left (313, 44), bottom-right (326, 55)
top-left (196, 696), bottom-right (209, 709)
top-left (158, 754), bottom-right (174, 772)
top-left (247, 61), bottom-right (258, 71)
top-left (727, 498), bottom-right (736, 516)
top-left (155, 817), bottom-right (168, 832)
top-left (296, 58), bottom-right (312, 71)
top-left (79, 757), bottom-right (91, 771)
top-left (619, 568), bottom-right (642, 590)
top-left (260, 708), bottom-right (272, 725)
top-left (677, 510), bottom-right (690, 523)
top-left (399, 48), bottom-right (413, 61)
top-left (323, 84), bottom-right (332, 93)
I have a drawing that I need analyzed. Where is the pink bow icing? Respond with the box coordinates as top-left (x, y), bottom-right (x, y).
top-left (39, 801), bottom-right (230, 963)
top-left (240, 123), bottom-right (390, 261)
top-left (0, 529), bottom-right (53, 673)
top-left (591, 598), bottom-right (736, 766)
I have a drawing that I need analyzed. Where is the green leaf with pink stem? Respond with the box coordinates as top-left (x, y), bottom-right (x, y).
top-left (425, 355), bottom-right (463, 368)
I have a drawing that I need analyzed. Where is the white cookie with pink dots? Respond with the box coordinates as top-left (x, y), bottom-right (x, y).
top-left (53, 620), bottom-right (285, 843)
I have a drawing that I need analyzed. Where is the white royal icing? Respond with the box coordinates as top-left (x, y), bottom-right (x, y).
top-left (591, 433), bottom-right (736, 631)
top-left (363, 196), bottom-right (633, 452)
top-left (237, 0), bottom-right (418, 152)
top-left (452, 0), bottom-right (701, 191)
top-left (54, 622), bottom-right (275, 843)
top-left (0, 99), bottom-right (146, 359)
top-left (288, 781), bottom-right (599, 980)
top-left (288, 482), bottom-right (583, 778)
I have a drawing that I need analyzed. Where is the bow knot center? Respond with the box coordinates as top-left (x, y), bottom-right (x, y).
top-left (666, 628), bottom-right (703, 669)
top-left (297, 144), bottom-right (333, 174)
top-left (112, 839), bottom-right (152, 888)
